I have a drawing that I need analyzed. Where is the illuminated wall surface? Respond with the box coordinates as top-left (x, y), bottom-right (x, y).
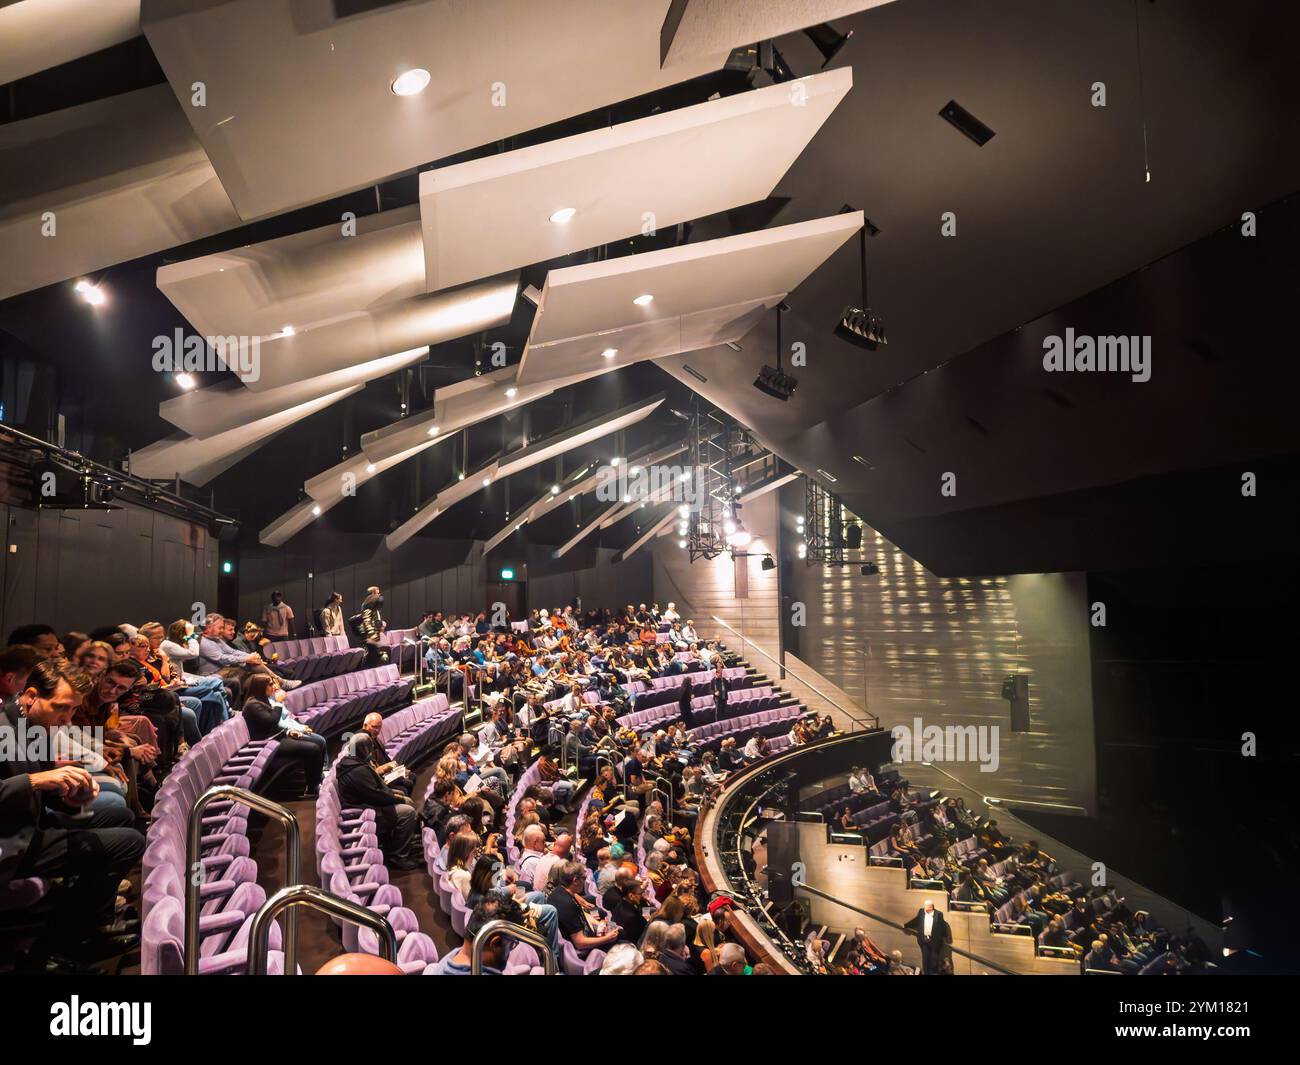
top-left (789, 526), bottom-right (1097, 815)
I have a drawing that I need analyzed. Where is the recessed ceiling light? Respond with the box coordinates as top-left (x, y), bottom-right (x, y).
top-left (457, 472), bottom-right (465, 481)
top-left (549, 207), bottom-right (577, 224)
top-left (311, 505), bottom-right (322, 516)
top-left (505, 387), bottom-right (517, 398)
top-left (427, 425), bottom-right (440, 436)
top-left (74, 279), bottom-right (105, 306)
top-left (281, 324), bottom-right (295, 337)
top-left (678, 540), bottom-right (687, 548)
top-left (391, 68), bottom-right (431, 96)
top-left (601, 348), bottom-right (618, 359)
top-left (633, 294), bottom-right (654, 306)
top-left (175, 373), bottom-right (196, 391)
top-left (551, 485), bottom-right (560, 495)
top-left (366, 463), bottom-right (377, 474)
top-left (610, 457), bottom-right (620, 466)
top-left (482, 477), bottom-right (492, 487)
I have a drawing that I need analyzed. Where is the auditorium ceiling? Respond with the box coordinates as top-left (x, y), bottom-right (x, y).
top-left (1, 0), bottom-right (1297, 570)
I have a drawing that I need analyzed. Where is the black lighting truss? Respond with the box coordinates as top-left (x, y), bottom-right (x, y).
top-left (804, 475), bottom-right (847, 566)
top-left (683, 403), bottom-right (734, 561)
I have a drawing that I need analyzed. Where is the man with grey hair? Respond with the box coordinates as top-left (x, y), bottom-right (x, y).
top-left (516, 823), bottom-right (549, 885)
top-left (707, 942), bottom-right (748, 975)
top-left (657, 922), bottom-right (696, 975)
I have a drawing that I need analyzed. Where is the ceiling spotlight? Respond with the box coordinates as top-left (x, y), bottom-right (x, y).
top-left (797, 543), bottom-right (807, 559)
top-left (549, 207), bottom-right (577, 224)
top-left (728, 528), bottom-right (752, 549)
top-left (804, 22), bottom-right (854, 67)
top-left (678, 539), bottom-right (687, 549)
top-left (457, 472), bottom-right (465, 481)
top-left (610, 457), bottom-right (620, 466)
top-left (677, 504), bottom-right (689, 517)
top-left (551, 484), bottom-right (560, 495)
top-left (623, 495), bottom-right (631, 503)
top-left (281, 324), bottom-right (296, 337)
top-left (754, 302), bottom-right (797, 400)
top-left (835, 209), bottom-right (887, 350)
top-left (723, 519), bottom-right (737, 536)
top-left (74, 279), bottom-right (106, 306)
top-left (632, 294), bottom-right (654, 306)
top-left (427, 425), bottom-right (440, 436)
top-left (483, 477), bottom-right (492, 487)
top-left (175, 373), bottom-right (197, 391)
top-left (601, 348), bottom-right (618, 359)
top-left (366, 463), bottom-right (377, 474)
top-left (505, 387), bottom-right (518, 398)
top-left (629, 466), bottom-right (641, 475)
top-left (391, 68), bottom-right (431, 96)
top-left (311, 505), bottom-right (322, 516)
top-left (760, 554), bottom-right (776, 571)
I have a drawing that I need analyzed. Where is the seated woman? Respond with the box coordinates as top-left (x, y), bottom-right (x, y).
top-left (239, 673), bottom-right (325, 798)
top-left (140, 621), bottom-right (230, 736)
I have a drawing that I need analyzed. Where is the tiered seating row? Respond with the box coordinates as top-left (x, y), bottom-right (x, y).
top-left (282, 664), bottom-right (413, 735)
top-left (140, 716), bottom-right (288, 975)
top-left (268, 634), bottom-right (363, 680)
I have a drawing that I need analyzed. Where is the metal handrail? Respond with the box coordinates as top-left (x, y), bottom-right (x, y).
top-left (795, 882), bottom-right (1018, 976)
top-left (709, 615), bottom-right (877, 729)
top-left (246, 884), bottom-right (397, 975)
top-left (915, 760), bottom-right (1089, 816)
top-left (470, 918), bottom-right (558, 974)
top-left (186, 785), bottom-right (300, 976)
top-left (651, 784), bottom-right (672, 823)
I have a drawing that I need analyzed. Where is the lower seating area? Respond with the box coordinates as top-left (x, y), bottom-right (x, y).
top-left (686, 703), bottom-right (804, 751)
top-left (140, 716), bottom-right (289, 975)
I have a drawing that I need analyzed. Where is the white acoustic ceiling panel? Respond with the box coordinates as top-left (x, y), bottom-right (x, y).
top-left (359, 364), bottom-right (605, 465)
top-left (158, 346), bottom-right (429, 438)
top-left (616, 506), bottom-right (679, 560)
top-left (0, 84), bottom-right (239, 301)
top-left (553, 501), bottom-right (626, 560)
top-left (661, 0), bottom-right (893, 67)
top-left (419, 68), bottom-right (852, 291)
top-left (141, 0), bottom-right (730, 220)
top-left (129, 386), bottom-right (360, 484)
top-left (156, 206), bottom-right (425, 340)
top-left (482, 439), bottom-right (687, 554)
top-left (385, 395), bottom-right (664, 551)
top-left (517, 211), bottom-right (863, 387)
top-left (259, 438), bottom-right (437, 547)
top-left (0, 0), bottom-right (141, 84)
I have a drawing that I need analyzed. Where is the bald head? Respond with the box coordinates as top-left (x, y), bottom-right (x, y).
top-left (362, 712), bottom-right (383, 735)
top-left (522, 824), bottom-right (546, 852)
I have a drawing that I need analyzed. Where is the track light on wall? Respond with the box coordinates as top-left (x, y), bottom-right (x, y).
top-left (754, 301), bottom-right (797, 401)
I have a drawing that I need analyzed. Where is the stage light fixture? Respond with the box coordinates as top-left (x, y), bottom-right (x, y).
top-left (551, 484), bottom-right (560, 495)
top-left (548, 207), bottom-right (577, 224)
top-left (311, 504), bottom-right (321, 516)
top-left (760, 554), bottom-right (776, 571)
top-left (505, 387), bottom-right (518, 398)
top-left (678, 539), bottom-right (687, 548)
top-left (835, 208), bottom-right (886, 351)
top-left (175, 373), bottom-right (196, 391)
top-left (366, 463), bottom-right (377, 473)
top-left (860, 561), bottom-right (880, 576)
top-left (74, 279), bottom-right (106, 306)
top-left (846, 524), bottom-right (863, 549)
top-left (754, 301), bottom-right (797, 400)
top-left (601, 348), bottom-right (618, 359)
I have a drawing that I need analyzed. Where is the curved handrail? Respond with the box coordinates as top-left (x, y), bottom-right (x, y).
top-left (470, 919), bottom-right (558, 974)
top-left (186, 785), bottom-right (300, 976)
top-left (709, 615), bottom-right (877, 729)
top-left (919, 760), bottom-right (1089, 815)
top-left (246, 884), bottom-right (397, 975)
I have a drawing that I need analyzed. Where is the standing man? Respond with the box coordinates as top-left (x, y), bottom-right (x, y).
top-left (709, 661), bottom-right (728, 724)
top-left (262, 591), bottom-right (295, 641)
top-left (904, 899), bottom-right (952, 974)
top-left (358, 586), bottom-right (387, 666)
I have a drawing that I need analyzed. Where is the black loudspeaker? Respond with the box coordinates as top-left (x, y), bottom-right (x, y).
top-left (766, 821), bottom-right (802, 905)
top-left (846, 524), bottom-right (863, 549)
top-left (214, 521), bottom-right (241, 543)
top-left (1001, 674), bottom-right (1030, 732)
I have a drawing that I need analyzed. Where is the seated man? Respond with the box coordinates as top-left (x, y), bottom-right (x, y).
top-left (427, 890), bottom-right (528, 975)
top-left (359, 712), bottom-right (412, 795)
top-left (1, 659), bottom-right (145, 969)
top-left (545, 860), bottom-right (621, 956)
top-left (335, 734), bottom-right (422, 870)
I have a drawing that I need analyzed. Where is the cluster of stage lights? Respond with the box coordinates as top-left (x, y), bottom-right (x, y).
top-left (796, 512), bottom-right (807, 559)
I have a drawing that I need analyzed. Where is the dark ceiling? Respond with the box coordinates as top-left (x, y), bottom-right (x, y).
top-left (2, 0), bottom-right (1298, 573)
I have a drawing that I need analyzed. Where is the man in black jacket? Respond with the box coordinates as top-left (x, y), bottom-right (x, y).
top-left (335, 734), bottom-right (421, 869)
top-left (904, 899), bottom-right (952, 974)
top-left (709, 662), bottom-right (728, 724)
top-left (1, 660), bottom-right (144, 967)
